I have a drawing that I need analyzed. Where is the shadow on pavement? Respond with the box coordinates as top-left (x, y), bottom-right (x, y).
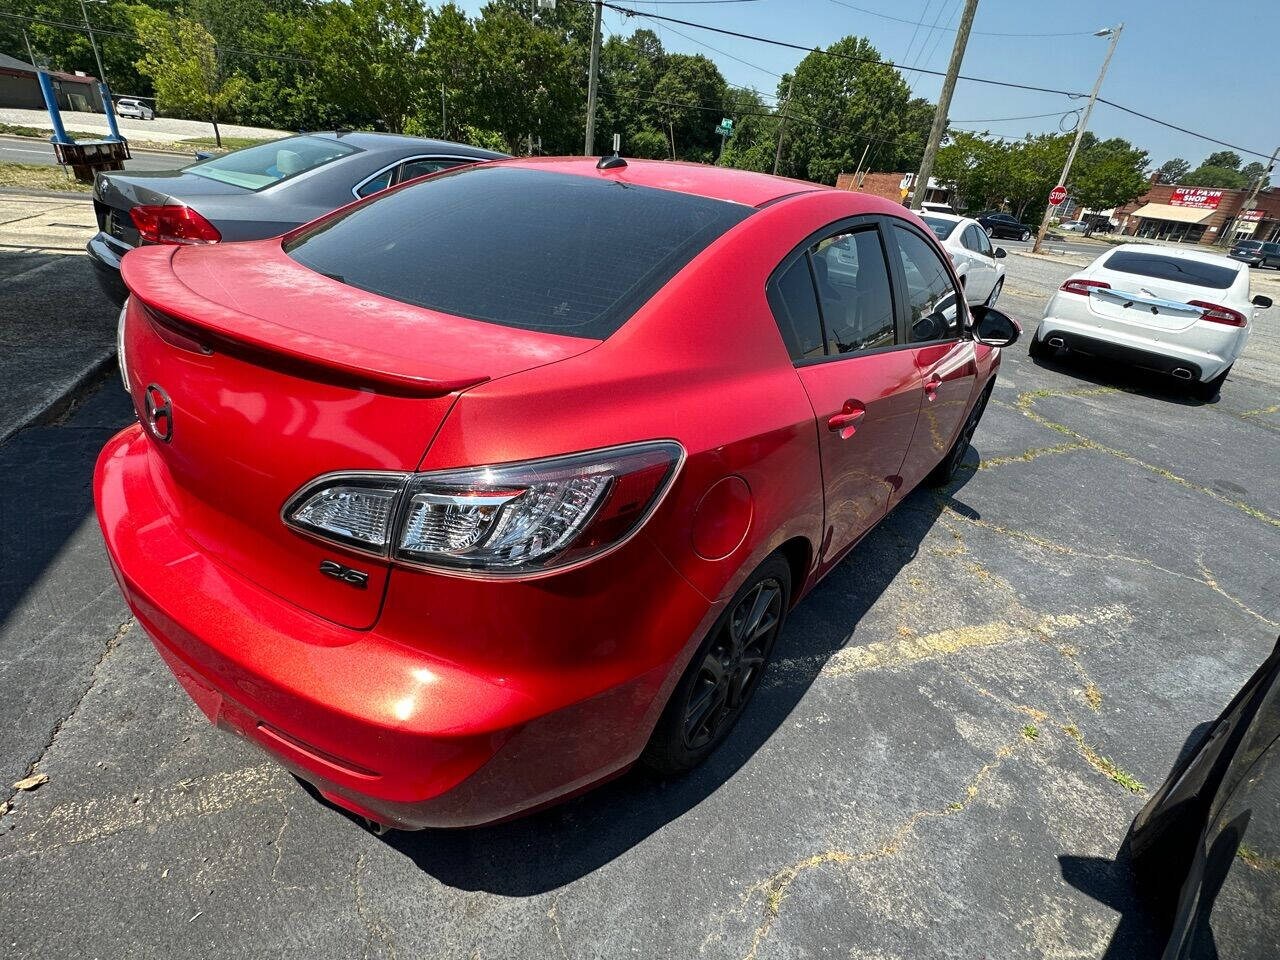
top-left (378, 449), bottom-right (982, 894)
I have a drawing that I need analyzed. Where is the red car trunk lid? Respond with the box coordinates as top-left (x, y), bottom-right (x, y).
top-left (119, 242), bottom-right (597, 628)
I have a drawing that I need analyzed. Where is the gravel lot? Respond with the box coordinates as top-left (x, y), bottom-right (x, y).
top-left (1, 238), bottom-right (1277, 959)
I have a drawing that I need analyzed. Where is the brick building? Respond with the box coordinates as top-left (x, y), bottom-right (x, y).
top-left (834, 171), bottom-right (953, 209)
top-left (1113, 180), bottom-right (1280, 245)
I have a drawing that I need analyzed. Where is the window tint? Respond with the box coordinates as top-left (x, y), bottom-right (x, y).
top-left (1103, 250), bottom-right (1238, 290)
top-left (397, 158), bottom-right (467, 182)
top-left (1264, 243), bottom-right (1280, 254)
top-left (920, 215), bottom-right (957, 241)
top-left (285, 166), bottom-right (752, 338)
top-left (811, 230), bottom-right (895, 354)
top-left (356, 169), bottom-right (393, 197)
top-left (893, 224), bottom-right (961, 343)
top-left (187, 135), bottom-right (358, 191)
top-left (960, 225), bottom-right (983, 252)
top-left (972, 226), bottom-right (993, 256)
top-left (766, 257), bottom-right (825, 360)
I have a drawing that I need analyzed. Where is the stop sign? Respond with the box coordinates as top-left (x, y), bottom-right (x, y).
top-left (1049, 185), bottom-right (1068, 206)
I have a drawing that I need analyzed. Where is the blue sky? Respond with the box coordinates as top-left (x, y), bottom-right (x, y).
top-left (454, 0), bottom-right (1279, 168)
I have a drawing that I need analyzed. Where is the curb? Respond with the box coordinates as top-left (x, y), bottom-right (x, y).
top-left (0, 131), bottom-right (196, 157)
top-left (0, 351), bottom-right (115, 446)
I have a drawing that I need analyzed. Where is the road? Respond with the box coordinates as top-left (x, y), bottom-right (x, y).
top-left (1, 235), bottom-right (1278, 959)
top-left (0, 106), bottom-right (285, 145)
top-left (0, 135), bottom-right (189, 172)
top-left (998, 234), bottom-right (1114, 257)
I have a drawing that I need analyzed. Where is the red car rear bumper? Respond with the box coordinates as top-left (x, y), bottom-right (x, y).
top-left (95, 425), bottom-right (721, 828)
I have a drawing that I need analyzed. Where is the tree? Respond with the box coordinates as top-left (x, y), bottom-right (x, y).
top-left (652, 53), bottom-right (726, 162)
top-left (133, 9), bottom-right (247, 146)
top-left (1241, 161), bottom-right (1271, 191)
top-left (1203, 150), bottom-right (1242, 171)
top-left (777, 36), bottom-right (932, 185)
top-left (1156, 157), bottom-right (1190, 184)
top-left (1069, 136), bottom-right (1149, 234)
top-left (1181, 165), bottom-right (1248, 189)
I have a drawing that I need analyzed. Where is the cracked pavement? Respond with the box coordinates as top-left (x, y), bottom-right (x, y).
top-left (1, 251), bottom-right (1278, 959)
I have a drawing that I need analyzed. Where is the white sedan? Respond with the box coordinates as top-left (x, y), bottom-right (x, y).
top-left (1030, 244), bottom-right (1272, 400)
top-left (114, 98), bottom-right (155, 120)
top-left (918, 211), bottom-right (1007, 307)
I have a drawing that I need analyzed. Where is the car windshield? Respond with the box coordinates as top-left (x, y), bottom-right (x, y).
top-left (284, 166), bottom-right (754, 338)
top-left (920, 216), bottom-right (958, 241)
top-left (1104, 251), bottom-right (1239, 289)
top-left (186, 136), bottom-right (358, 191)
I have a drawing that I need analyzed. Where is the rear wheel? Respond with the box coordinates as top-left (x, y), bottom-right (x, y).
top-left (1192, 364), bottom-right (1231, 402)
top-left (641, 555), bottom-right (791, 776)
top-left (927, 383), bottom-right (993, 486)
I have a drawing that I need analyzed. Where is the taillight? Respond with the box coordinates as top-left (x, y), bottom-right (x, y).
top-left (283, 441), bottom-right (684, 577)
top-left (1060, 278), bottom-right (1110, 296)
top-left (129, 204), bottom-right (222, 245)
top-left (1188, 300), bottom-right (1247, 327)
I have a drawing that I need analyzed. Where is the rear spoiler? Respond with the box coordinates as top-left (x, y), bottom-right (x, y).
top-left (120, 246), bottom-right (489, 398)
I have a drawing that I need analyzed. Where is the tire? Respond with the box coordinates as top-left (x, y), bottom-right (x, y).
top-left (985, 278), bottom-right (1003, 307)
top-left (1028, 334), bottom-right (1053, 362)
top-left (927, 382), bottom-right (993, 486)
top-left (1192, 364), bottom-right (1231, 402)
top-left (641, 554), bottom-right (792, 777)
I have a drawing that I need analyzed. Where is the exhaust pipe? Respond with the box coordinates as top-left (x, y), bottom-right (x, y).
top-left (362, 816), bottom-right (394, 836)
top-left (1047, 336), bottom-right (1065, 348)
top-left (1171, 368), bottom-right (1193, 380)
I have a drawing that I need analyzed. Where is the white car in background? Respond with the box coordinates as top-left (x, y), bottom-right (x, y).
top-left (1030, 244), bottom-right (1272, 400)
top-left (1058, 220), bottom-right (1089, 232)
top-left (918, 211), bottom-right (1007, 306)
top-left (114, 98), bottom-right (154, 120)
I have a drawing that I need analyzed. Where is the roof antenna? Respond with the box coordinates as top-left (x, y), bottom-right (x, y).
top-left (597, 133), bottom-right (626, 170)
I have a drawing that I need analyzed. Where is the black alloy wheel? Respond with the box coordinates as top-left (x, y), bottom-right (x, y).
top-left (642, 555), bottom-right (792, 776)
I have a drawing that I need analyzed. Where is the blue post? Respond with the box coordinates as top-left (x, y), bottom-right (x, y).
top-left (100, 83), bottom-right (123, 142)
top-left (37, 71), bottom-right (72, 145)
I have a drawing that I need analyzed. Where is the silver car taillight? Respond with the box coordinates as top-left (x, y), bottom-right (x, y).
top-left (283, 441), bottom-right (683, 577)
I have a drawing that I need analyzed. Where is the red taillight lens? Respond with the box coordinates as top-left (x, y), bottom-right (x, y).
top-left (1060, 278), bottom-right (1111, 296)
top-left (129, 204), bottom-right (222, 245)
top-left (1188, 300), bottom-right (1247, 327)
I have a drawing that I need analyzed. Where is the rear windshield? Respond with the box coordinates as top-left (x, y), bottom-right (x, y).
top-left (1103, 250), bottom-right (1238, 290)
top-left (284, 166), bottom-right (753, 338)
top-left (1235, 241), bottom-right (1262, 249)
top-left (187, 136), bottom-right (357, 191)
top-left (920, 216), bottom-right (958, 241)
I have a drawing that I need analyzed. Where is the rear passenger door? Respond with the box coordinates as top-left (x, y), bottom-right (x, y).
top-left (961, 224), bottom-right (997, 302)
top-left (767, 217), bottom-right (924, 573)
top-left (888, 221), bottom-right (979, 500)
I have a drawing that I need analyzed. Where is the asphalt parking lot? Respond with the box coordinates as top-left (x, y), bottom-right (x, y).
top-left (2, 212), bottom-right (1278, 959)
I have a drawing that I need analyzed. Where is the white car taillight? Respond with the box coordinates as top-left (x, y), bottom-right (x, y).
top-left (1059, 278), bottom-right (1111, 296)
top-left (1188, 300), bottom-right (1247, 327)
top-left (283, 442), bottom-right (684, 577)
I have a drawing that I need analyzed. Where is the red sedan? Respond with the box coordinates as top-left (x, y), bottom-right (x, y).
top-left (95, 157), bottom-right (1019, 830)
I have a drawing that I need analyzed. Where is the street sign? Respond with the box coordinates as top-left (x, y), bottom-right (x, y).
top-left (716, 118), bottom-right (733, 136)
top-left (1048, 185), bottom-right (1068, 206)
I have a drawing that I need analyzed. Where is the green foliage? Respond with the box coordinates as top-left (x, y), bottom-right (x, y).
top-left (1069, 136), bottom-right (1149, 213)
top-left (1240, 161), bottom-right (1270, 190)
top-left (1181, 164), bottom-right (1248, 189)
top-left (1156, 157), bottom-right (1190, 183)
top-left (133, 8), bottom-right (247, 145)
top-left (1203, 150), bottom-right (1241, 171)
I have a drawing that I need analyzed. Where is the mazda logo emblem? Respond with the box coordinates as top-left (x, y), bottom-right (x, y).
top-left (144, 383), bottom-right (173, 442)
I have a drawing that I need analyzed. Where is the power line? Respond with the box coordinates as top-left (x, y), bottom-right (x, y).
top-left (584, 0), bottom-right (1276, 159)
top-left (951, 111), bottom-right (1067, 123)
top-left (825, 0), bottom-right (1098, 38)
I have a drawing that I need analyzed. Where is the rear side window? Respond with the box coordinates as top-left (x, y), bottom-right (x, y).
top-left (1104, 251), bottom-right (1238, 290)
top-left (1264, 243), bottom-right (1280, 254)
top-left (187, 135), bottom-right (358, 191)
top-left (811, 230), bottom-right (895, 354)
top-left (285, 166), bottom-right (752, 338)
top-left (767, 258), bottom-right (825, 360)
top-left (920, 216), bottom-right (956, 241)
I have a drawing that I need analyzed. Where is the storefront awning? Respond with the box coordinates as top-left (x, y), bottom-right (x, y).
top-left (1129, 203), bottom-right (1215, 224)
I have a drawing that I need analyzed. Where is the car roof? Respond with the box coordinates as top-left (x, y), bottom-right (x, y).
top-left (304, 131), bottom-right (508, 160)
top-left (493, 156), bottom-right (828, 207)
top-left (1104, 243), bottom-right (1242, 270)
top-left (918, 210), bottom-right (965, 223)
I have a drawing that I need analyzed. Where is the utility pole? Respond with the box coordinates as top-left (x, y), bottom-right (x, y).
top-left (78, 0), bottom-right (108, 88)
top-left (1031, 23), bottom-right (1123, 253)
top-left (910, 0), bottom-right (978, 210)
top-left (773, 75), bottom-right (794, 176)
top-left (1220, 144), bottom-right (1277, 245)
top-left (583, 0), bottom-right (603, 155)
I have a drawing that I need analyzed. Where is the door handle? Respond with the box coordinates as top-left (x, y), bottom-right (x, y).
top-left (924, 375), bottom-right (942, 401)
top-left (827, 401), bottom-right (865, 439)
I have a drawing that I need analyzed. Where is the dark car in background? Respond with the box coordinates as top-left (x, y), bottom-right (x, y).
top-left (87, 131), bottom-right (507, 301)
top-left (1229, 239), bottom-right (1280, 269)
top-left (977, 211), bottom-right (1034, 241)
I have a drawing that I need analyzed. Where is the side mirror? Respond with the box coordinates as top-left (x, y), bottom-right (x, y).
top-left (970, 305), bottom-right (1021, 347)
top-left (1253, 295), bottom-right (1272, 309)
top-left (993, 247), bottom-right (1007, 258)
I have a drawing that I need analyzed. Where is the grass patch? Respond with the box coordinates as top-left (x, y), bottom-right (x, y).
top-left (0, 162), bottom-right (91, 192)
top-left (1021, 723), bottom-right (1039, 740)
top-left (1084, 683), bottom-right (1103, 711)
top-left (0, 122), bottom-right (104, 141)
top-left (1062, 723), bottom-right (1145, 793)
top-left (178, 135), bottom-right (280, 151)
